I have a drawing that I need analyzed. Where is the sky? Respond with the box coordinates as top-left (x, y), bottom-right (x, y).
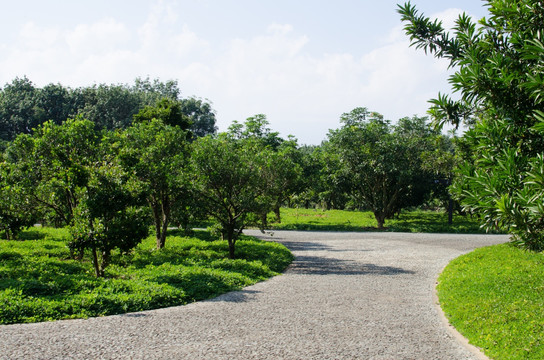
top-left (0, 0), bottom-right (489, 144)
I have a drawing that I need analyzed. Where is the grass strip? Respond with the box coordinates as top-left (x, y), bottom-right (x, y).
top-left (268, 208), bottom-right (494, 233)
top-left (437, 244), bottom-right (544, 359)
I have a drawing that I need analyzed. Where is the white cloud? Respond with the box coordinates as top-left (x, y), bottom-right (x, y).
top-left (0, 3), bottom-right (466, 144)
top-left (20, 22), bottom-right (61, 50)
top-left (65, 18), bottom-right (131, 56)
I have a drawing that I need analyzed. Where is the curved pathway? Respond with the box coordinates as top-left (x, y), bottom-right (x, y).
top-left (0, 231), bottom-right (508, 359)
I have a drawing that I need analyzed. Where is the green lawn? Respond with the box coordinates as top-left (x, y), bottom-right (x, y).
top-left (268, 208), bottom-right (492, 233)
top-left (438, 244), bottom-right (544, 359)
top-left (0, 227), bottom-right (293, 324)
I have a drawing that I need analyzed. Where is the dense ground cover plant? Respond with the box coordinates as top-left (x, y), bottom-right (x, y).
top-left (0, 227), bottom-right (293, 324)
top-left (438, 244), bottom-right (544, 359)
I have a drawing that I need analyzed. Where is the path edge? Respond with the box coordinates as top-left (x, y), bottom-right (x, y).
top-left (433, 263), bottom-right (490, 360)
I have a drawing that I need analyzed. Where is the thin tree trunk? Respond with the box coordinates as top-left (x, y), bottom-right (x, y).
top-left (151, 201), bottom-right (164, 249)
top-left (159, 214), bottom-right (168, 249)
top-left (153, 195), bottom-right (171, 249)
top-left (91, 247), bottom-right (102, 277)
top-left (260, 212), bottom-right (268, 229)
top-left (226, 224), bottom-right (236, 259)
top-left (228, 239), bottom-right (236, 259)
top-left (274, 206), bottom-right (281, 223)
top-left (375, 212), bottom-right (386, 230)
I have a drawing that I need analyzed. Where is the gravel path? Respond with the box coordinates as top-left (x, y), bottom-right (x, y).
top-left (0, 231), bottom-right (508, 360)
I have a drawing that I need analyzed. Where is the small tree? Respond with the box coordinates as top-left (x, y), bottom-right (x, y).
top-left (4, 118), bottom-right (99, 226)
top-left (0, 161), bottom-right (35, 239)
top-left (191, 135), bottom-right (264, 259)
top-left (70, 162), bottom-right (148, 277)
top-left (258, 141), bottom-right (303, 224)
top-left (328, 108), bottom-right (434, 228)
top-left (116, 119), bottom-right (190, 249)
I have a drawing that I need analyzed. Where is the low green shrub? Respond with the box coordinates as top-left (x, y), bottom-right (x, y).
top-left (0, 228), bottom-right (293, 324)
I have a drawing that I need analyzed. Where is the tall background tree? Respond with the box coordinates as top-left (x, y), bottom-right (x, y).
top-left (0, 77), bottom-right (217, 145)
top-left (327, 107), bottom-right (436, 228)
top-left (399, 0), bottom-right (544, 250)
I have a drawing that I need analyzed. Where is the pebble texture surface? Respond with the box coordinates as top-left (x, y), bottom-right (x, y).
top-left (0, 230), bottom-right (508, 360)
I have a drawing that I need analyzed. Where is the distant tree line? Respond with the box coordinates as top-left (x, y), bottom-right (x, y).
top-left (0, 77), bottom-right (217, 149)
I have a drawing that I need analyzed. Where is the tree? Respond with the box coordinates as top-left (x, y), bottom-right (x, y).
top-left (132, 76), bottom-right (181, 104)
top-left (133, 98), bottom-right (191, 130)
top-left (4, 118), bottom-right (99, 226)
top-left (399, 1), bottom-right (544, 250)
top-left (180, 97), bottom-right (217, 137)
top-left (259, 139), bottom-right (303, 223)
top-left (0, 160), bottom-right (36, 239)
top-left (0, 77), bottom-right (217, 143)
top-left (191, 135), bottom-right (265, 259)
top-left (36, 83), bottom-right (80, 126)
top-left (0, 77), bottom-right (41, 142)
top-left (77, 83), bottom-right (142, 130)
top-left (116, 119), bottom-right (190, 249)
top-left (328, 108), bottom-right (434, 228)
top-left (226, 114), bottom-right (301, 223)
top-left (227, 114), bottom-right (283, 149)
top-left (69, 161), bottom-right (148, 277)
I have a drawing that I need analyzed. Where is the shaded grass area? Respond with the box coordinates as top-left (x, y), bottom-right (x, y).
top-left (0, 227), bottom-right (293, 324)
top-left (437, 244), bottom-right (544, 359)
top-left (268, 208), bottom-right (496, 234)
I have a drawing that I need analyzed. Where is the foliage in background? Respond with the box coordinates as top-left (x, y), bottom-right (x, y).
top-left (0, 227), bottom-right (293, 324)
top-left (438, 244), bottom-right (544, 359)
top-left (399, 1), bottom-right (544, 250)
top-left (0, 77), bottom-right (217, 142)
top-left (326, 108), bottom-right (440, 228)
top-left (266, 207), bottom-right (489, 234)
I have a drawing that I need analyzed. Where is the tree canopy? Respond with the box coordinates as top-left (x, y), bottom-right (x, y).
top-left (399, 0), bottom-right (544, 250)
top-left (327, 107), bottom-right (437, 228)
top-left (0, 77), bottom-right (217, 144)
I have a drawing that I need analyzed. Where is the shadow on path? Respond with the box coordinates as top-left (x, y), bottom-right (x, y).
top-left (288, 256), bottom-right (414, 276)
top-left (210, 290), bottom-right (261, 303)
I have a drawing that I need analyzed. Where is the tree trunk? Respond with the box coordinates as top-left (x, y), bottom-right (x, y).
top-left (375, 212), bottom-right (386, 230)
top-left (225, 224), bottom-right (236, 259)
top-left (228, 239), bottom-right (236, 259)
top-left (151, 202), bottom-right (163, 249)
top-left (152, 196), bottom-right (170, 250)
top-left (159, 215), bottom-right (168, 249)
top-left (260, 212), bottom-right (268, 228)
top-left (91, 247), bottom-right (102, 277)
top-left (274, 206), bottom-right (281, 223)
